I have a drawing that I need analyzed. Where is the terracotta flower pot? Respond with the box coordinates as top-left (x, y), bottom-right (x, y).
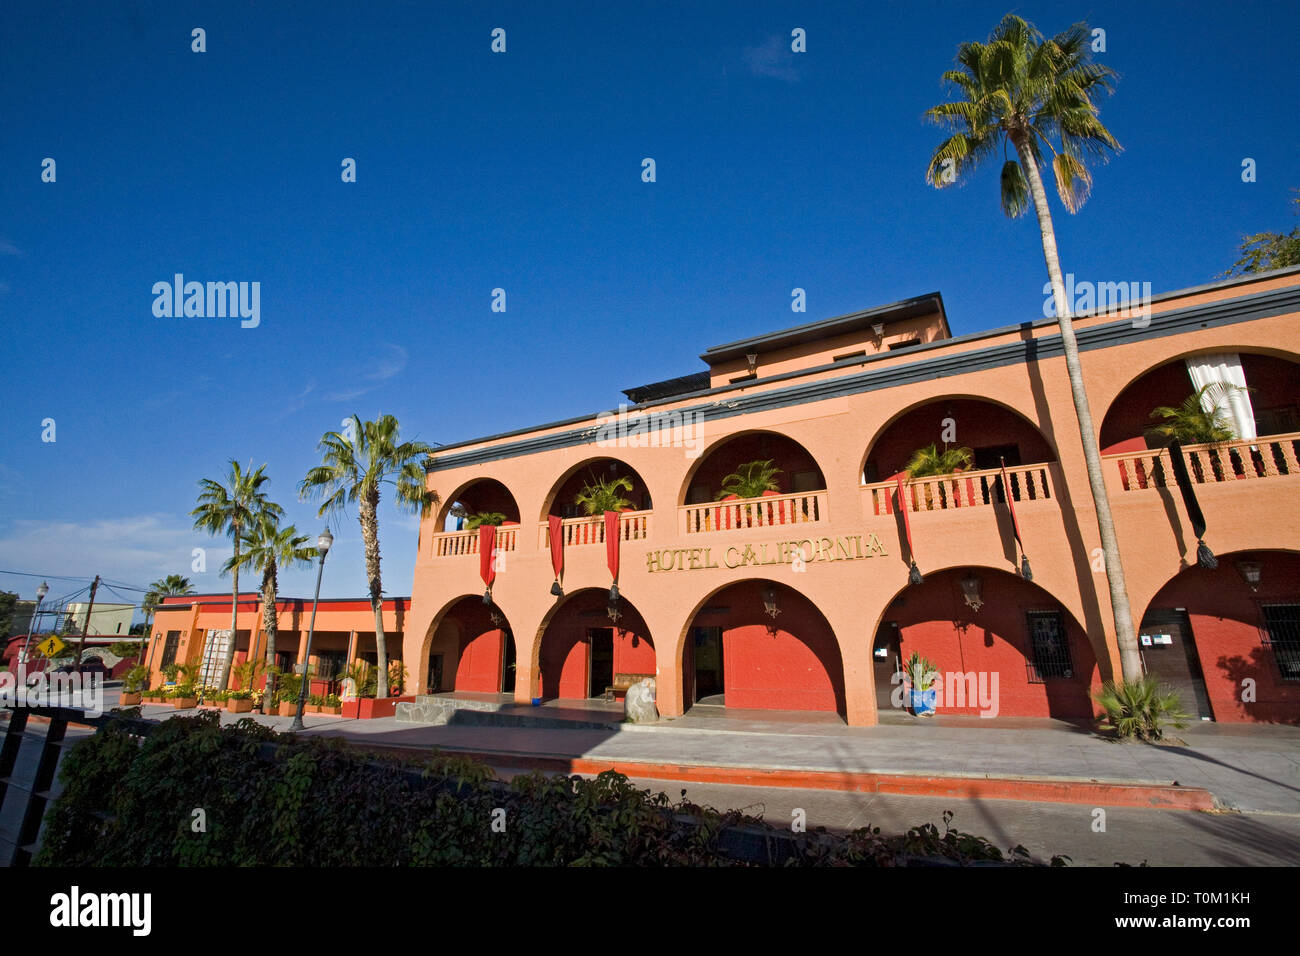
top-left (227, 698), bottom-right (254, 713)
top-left (278, 701), bottom-right (298, 717)
top-left (172, 697), bottom-right (197, 709)
top-left (120, 692), bottom-right (142, 706)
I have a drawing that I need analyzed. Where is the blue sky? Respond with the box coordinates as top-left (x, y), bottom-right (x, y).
top-left (2, 0), bottom-right (1297, 614)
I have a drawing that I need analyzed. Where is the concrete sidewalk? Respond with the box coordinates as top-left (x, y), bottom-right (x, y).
top-left (122, 696), bottom-right (1300, 815)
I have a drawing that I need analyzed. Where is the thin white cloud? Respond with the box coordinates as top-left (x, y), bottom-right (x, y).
top-left (743, 36), bottom-right (800, 82)
top-left (325, 343), bottom-right (408, 402)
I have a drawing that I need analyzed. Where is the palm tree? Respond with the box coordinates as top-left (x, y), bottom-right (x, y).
top-left (574, 474), bottom-right (634, 515)
top-left (720, 460), bottom-right (782, 499)
top-left (141, 573), bottom-right (194, 675)
top-left (1149, 383), bottom-right (1248, 445)
top-left (463, 512), bottom-right (507, 531)
top-left (226, 512), bottom-right (317, 712)
top-left (142, 573), bottom-right (195, 627)
top-left (299, 414), bottom-right (433, 698)
top-left (905, 443), bottom-right (975, 477)
top-left (924, 15), bottom-right (1143, 682)
top-left (190, 461), bottom-right (283, 690)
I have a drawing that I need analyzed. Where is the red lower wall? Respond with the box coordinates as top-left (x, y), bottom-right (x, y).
top-left (1147, 551), bottom-right (1300, 724)
top-left (884, 569), bottom-right (1100, 718)
top-left (457, 628), bottom-right (506, 692)
top-left (539, 593), bottom-right (654, 700)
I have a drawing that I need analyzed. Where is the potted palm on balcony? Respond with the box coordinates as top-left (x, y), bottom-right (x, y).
top-left (720, 460), bottom-right (785, 527)
top-left (573, 473), bottom-right (634, 542)
top-left (904, 443), bottom-right (974, 509)
top-left (1149, 382), bottom-right (1251, 481)
top-left (463, 512), bottom-right (506, 531)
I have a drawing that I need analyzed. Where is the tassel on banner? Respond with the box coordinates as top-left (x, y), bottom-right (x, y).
top-left (550, 580), bottom-right (563, 597)
top-left (1196, 539), bottom-right (1219, 570)
top-left (1020, 554), bottom-right (1034, 581)
top-left (908, 560), bottom-right (924, 586)
top-left (482, 587), bottom-right (493, 605)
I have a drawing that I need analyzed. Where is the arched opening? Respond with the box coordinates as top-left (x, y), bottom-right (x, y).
top-left (683, 432), bottom-right (825, 505)
top-left (862, 397), bottom-right (1057, 484)
top-left (1100, 351), bottom-right (1300, 455)
top-left (542, 458), bottom-right (653, 519)
top-left (423, 596), bottom-right (517, 695)
top-left (680, 432), bottom-right (826, 533)
top-left (872, 567), bottom-right (1098, 719)
top-left (1140, 549), bottom-right (1300, 725)
top-left (437, 478), bottom-right (521, 531)
top-left (535, 589), bottom-right (654, 701)
top-left (681, 579), bottom-right (845, 716)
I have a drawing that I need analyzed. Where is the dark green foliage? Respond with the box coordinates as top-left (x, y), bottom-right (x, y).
top-left (36, 715), bottom-right (1067, 867)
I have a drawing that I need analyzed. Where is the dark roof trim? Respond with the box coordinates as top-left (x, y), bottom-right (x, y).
top-left (426, 284), bottom-right (1300, 472)
top-left (700, 292), bottom-right (949, 364)
top-left (622, 371), bottom-right (711, 404)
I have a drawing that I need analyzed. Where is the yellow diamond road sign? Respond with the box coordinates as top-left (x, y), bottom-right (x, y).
top-left (37, 635), bottom-right (65, 658)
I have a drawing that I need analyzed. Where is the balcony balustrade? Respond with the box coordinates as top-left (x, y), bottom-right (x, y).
top-left (1107, 431), bottom-right (1300, 492)
top-left (536, 510), bottom-right (652, 548)
top-left (863, 463), bottom-right (1055, 515)
top-left (680, 490), bottom-right (827, 534)
top-left (430, 524), bottom-right (519, 557)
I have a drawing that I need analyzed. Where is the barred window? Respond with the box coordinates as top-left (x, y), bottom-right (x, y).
top-left (1026, 611), bottom-right (1074, 682)
top-left (159, 631), bottom-right (181, 670)
top-left (1262, 604), bottom-right (1300, 682)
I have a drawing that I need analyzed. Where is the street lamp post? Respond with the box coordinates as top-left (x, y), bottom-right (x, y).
top-left (290, 527), bottom-right (333, 732)
top-left (19, 581), bottom-right (49, 667)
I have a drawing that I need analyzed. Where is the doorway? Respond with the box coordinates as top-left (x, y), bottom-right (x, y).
top-left (691, 626), bottom-right (725, 704)
top-left (587, 628), bottom-right (613, 698)
top-left (502, 629), bottom-right (516, 693)
top-left (1139, 610), bottom-right (1214, 720)
top-left (872, 622), bottom-right (901, 711)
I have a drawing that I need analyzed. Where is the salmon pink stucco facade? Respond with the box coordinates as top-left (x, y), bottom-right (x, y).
top-left (403, 267), bottom-right (1300, 727)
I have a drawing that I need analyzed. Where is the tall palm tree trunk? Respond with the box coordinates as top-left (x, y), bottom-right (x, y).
top-left (1013, 133), bottom-right (1143, 682)
top-left (260, 566), bottom-right (278, 713)
top-left (359, 492), bottom-right (390, 698)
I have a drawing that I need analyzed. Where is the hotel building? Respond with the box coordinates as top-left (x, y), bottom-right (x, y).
top-left (149, 267), bottom-right (1300, 726)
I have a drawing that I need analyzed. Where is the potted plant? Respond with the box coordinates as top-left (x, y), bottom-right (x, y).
top-left (276, 673), bottom-right (303, 716)
top-left (169, 683), bottom-right (198, 709)
top-left (904, 443), bottom-right (975, 508)
top-left (226, 688), bottom-right (254, 713)
top-left (323, 693), bottom-right (343, 715)
top-left (1149, 383), bottom-right (1252, 481)
top-left (388, 661), bottom-right (408, 697)
top-left (306, 693), bottom-right (323, 715)
top-left (900, 651), bottom-right (938, 717)
top-left (463, 511), bottom-right (506, 531)
top-left (120, 665), bottom-right (150, 706)
top-left (719, 460), bottom-right (784, 526)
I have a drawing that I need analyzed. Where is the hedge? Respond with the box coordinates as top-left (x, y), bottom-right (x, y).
top-left (35, 711), bottom-right (1065, 866)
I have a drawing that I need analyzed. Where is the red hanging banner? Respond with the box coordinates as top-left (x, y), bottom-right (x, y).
top-left (604, 510), bottom-right (620, 583)
top-left (479, 524), bottom-right (497, 588)
top-left (548, 515), bottom-right (564, 580)
top-left (895, 475), bottom-right (915, 555)
top-left (1000, 460), bottom-right (1023, 548)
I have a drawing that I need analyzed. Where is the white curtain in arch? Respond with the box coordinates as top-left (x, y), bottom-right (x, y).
top-left (1184, 353), bottom-right (1257, 442)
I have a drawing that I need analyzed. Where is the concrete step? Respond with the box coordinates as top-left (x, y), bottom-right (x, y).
top-left (394, 696), bottom-right (623, 730)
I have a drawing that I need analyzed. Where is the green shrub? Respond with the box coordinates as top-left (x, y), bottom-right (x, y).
top-left (34, 714), bottom-right (1070, 867)
top-left (123, 665), bottom-right (150, 694)
top-left (1094, 677), bottom-right (1190, 741)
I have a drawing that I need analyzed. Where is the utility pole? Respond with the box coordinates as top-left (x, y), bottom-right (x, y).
top-left (76, 575), bottom-right (100, 675)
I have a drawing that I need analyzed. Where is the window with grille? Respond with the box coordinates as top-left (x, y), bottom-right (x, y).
top-left (1262, 604), bottom-right (1300, 682)
top-left (314, 650), bottom-right (346, 680)
top-left (159, 631), bottom-right (181, 670)
top-left (1026, 611), bottom-right (1074, 681)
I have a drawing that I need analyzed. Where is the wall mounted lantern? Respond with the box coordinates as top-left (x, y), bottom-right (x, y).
top-left (1236, 560), bottom-right (1262, 592)
top-left (960, 572), bottom-right (984, 613)
top-left (762, 585), bottom-right (781, 620)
